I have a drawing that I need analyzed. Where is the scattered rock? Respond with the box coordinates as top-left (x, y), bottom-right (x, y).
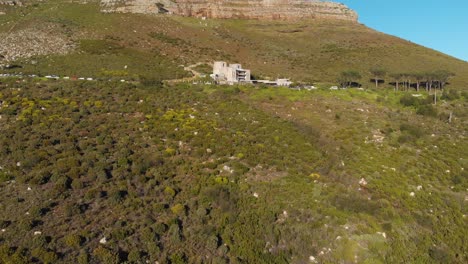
top-left (377, 232), bottom-right (387, 238)
top-left (359, 178), bottom-right (368, 186)
top-left (223, 165), bottom-right (234, 173)
top-left (99, 237), bottom-right (107, 244)
top-left (0, 25), bottom-right (74, 65)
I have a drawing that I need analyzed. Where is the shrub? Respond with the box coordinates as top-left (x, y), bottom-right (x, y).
top-left (169, 252), bottom-right (186, 264)
top-left (78, 250), bottom-right (90, 264)
top-left (54, 176), bottom-right (72, 193)
top-left (128, 250), bottom-right (144, 263)
top-left (110, 189), bottom-right (128, 204)
top-left (400, 123), bottom-right (424, 138)
top-left (441, 89), bottom-right (461, 101)
top-left (170, 203), bottom-right (185, 216)
top-left (31, 248), bottom-right (58, 264)
top-left (93, 246), bottom-right (120, 264)
top-left (416, 105), bottom-right (438, 117)
top-left (400, 94), bottom-right (420, 107)
top-left (164, 186), bottom-right (176, 198)
top-left (65, 234), bottom-right (84, 248)
top-left (0, 171), bottom-right (13, 183)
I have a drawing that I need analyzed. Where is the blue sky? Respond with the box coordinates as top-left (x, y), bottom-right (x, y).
top-left (338, 0), bottom-right (468, 61)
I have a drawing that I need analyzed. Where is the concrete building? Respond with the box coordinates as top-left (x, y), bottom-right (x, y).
top-left (212, 61), bottom-right (251, 84)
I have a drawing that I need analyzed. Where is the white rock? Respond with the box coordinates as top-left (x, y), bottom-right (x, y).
top-left (309, 255), bottom-right (317, 263)
top-left (410, 192), bottom-right (415, 197)
top-left (99, 237), bottom-right (107, 244)
top-left (253, 192), bottom-right (259, 198)
top-left (206, 148), bottom-right (212, 153)
top-left (16, 162), bottom-right (21, 167)
top-left (34, 231), bottom-right (42, 235)
top-left (359, 178), bottom-right (368, 186)
top-left (27, 187), bottom-right (32, 191)
top-left (223, 165), bottom-right (233, 173)
top-left (1, 229), bottom-right (5, 232)
top-left (417, 185), bottom-right (422, 191)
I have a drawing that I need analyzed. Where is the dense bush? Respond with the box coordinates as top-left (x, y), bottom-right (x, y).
top-left (416, 104), bottom-right (438, 117)
top-left (0, 79), bottom-right (465, 263)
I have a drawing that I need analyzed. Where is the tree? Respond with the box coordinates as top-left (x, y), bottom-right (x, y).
top-left (369, 67), bottom-right (387, 88)
top-left (433, 70), bottom-right (455, 90)
top-left (338, 70), bottom-right (361, 88)
top-left (424, 72), bottom-right (436, 92)
top-left (413, 73), bottom-right (425, 92)
top-left (390, 73), bottom-right (403, 91)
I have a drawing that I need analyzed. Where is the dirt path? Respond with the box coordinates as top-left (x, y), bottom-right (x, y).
top-left (166, 62), bottom-right (209, 84)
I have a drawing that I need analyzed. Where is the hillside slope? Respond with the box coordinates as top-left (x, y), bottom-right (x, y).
top-left (0, 2), bottom-right (467, 88)
top-left (0, 2), bottom-right (467, 263)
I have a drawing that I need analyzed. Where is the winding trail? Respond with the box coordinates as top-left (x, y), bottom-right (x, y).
top-left (166, 62), bottom-right (208, 84)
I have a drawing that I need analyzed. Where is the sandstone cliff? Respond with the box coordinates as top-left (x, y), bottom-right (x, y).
top-left (100, 0), bottom-right (358, 21)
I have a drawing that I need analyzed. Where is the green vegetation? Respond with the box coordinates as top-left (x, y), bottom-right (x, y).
top-left (0, 78), bottom-right (466, 263)
top-left (0, 1), bottom-right (467, 263)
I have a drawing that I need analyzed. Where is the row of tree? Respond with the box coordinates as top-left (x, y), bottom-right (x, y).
top-left (370, 67), bottom-right (455, 91)
top-left (339, 68), bottom-right (455, 92)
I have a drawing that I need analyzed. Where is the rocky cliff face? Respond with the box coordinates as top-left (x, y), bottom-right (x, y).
top-left (100, 0), bottom-right (358, 22)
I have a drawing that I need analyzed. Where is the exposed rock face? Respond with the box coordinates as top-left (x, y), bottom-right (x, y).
top-left (101, 0), bottom-right (358, 22)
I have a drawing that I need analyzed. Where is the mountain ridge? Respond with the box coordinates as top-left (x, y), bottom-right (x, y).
top-left (100, 0), bottom-right (358, 21)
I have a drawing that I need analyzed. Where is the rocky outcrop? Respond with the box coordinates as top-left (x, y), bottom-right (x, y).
top-left (0, 25), bottom-right (75, 66)
top-left (0, 1), bottom-right (23, 6)
top-left (100, 0), bottom-right (358, 22)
